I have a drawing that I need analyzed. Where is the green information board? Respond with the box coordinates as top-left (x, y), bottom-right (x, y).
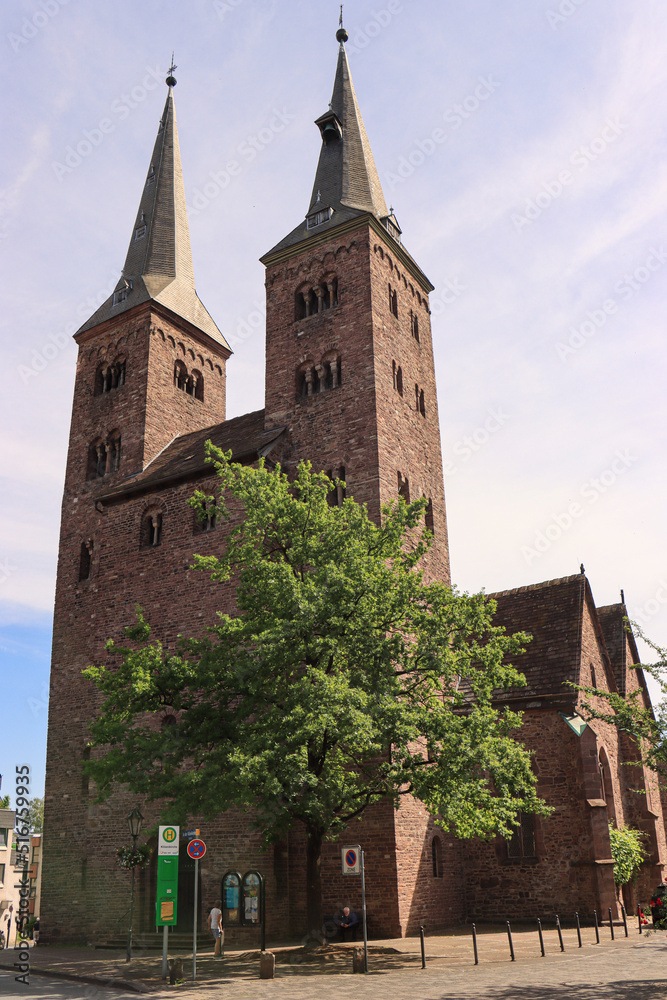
top-left (156, 854), bottom-right (179, 926)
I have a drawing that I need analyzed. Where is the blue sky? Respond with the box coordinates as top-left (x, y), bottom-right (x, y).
top-left (1, 0), bottom-right (667, 801)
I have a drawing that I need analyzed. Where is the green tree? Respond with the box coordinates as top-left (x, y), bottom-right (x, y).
top-left (28, 797), bottom-right (44, 834)
top-left (609, 822), bottom-right (645, 886)
top-left (0, 795), bottom-right (9, 808)
top-left (84, 450), bottom-right (547, 933)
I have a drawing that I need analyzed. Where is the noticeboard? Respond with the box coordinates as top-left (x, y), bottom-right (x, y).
top-left (242, 872), bottom-right (261, 925)
top-left (222, 871), bottom-right (241, 927)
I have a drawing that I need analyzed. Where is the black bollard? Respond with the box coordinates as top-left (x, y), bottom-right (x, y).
top-left (472, 923), bottom-right (479, 965)
top-left (575, 911), bottom-right (582, 948)
top-left (638, 904), bottom-right (643, 935)
top-left (419, 925), bottom-right (426, 969)
top-left (621, 905), bottom-right (628, 938)
top-left (593, 909), bottom-right (600, 944)
top-left (537, 918), bottom-right (545, 957)
top-left (506, 920), bottom-right (515, 962)
top-left (556, 915), bottom-right (565, 952)
top-left (608, 907), bottom-right (614, 940)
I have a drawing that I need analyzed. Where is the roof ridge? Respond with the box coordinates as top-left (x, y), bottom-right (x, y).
top-left (487, 573), bottom-right (585, 600)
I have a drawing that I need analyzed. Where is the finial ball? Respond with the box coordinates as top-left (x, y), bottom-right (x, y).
top-left (166, 75), bottom-right (177, 87)
top-left (336, 27), bottom-right (348, 43)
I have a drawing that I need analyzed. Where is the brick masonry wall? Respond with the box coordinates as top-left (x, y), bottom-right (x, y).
top-left (263, 224), bottom-right (450, 584)
top-left (44, 221), bottom-right (455, 943)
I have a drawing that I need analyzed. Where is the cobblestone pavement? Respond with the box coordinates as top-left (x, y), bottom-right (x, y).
top-left (2, 927), bottom-right (666, 999)
top-left (155, 936), bottom-right (667, 999)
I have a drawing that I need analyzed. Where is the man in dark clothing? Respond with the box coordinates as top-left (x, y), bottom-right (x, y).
top-left (339, 906), bottom-right (359, 941)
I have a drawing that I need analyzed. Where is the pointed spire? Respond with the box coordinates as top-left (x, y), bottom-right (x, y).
top-left (262, 24), bottom-right (392, 259)
top-left (77, 69), bottom-right (228, 349)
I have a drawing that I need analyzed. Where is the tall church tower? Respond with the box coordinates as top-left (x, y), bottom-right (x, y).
top-left (261, 25), bottom-right (450, 584)
top-left (42, 68), bottom-right (231, 938)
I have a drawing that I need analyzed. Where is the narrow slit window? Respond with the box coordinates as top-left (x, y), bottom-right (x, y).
top-left (79, 540), bottom-right (93, 581)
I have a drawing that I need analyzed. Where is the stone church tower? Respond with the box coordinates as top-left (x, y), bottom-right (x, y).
top-left (40, 34), bottom-right (455, 942)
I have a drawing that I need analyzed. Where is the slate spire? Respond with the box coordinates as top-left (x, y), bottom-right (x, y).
top-left (77, 68), bottom-right (228, 348)
top-left (263, 24), bottom-right (396, 258)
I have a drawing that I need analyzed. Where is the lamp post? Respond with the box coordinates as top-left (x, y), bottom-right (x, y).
top-left (126, 807), bottom-right (143, 963)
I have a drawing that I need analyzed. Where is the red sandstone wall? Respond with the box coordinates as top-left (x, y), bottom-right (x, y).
top-left (263, 225), bottom-right (450, 584)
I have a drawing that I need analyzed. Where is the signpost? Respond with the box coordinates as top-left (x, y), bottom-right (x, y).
top-left (342, 845), bottom-right (368, 972)
top-left (157, 826), bottom-right (180, 978)
top-left (187, 837), bottom-right (206, 982)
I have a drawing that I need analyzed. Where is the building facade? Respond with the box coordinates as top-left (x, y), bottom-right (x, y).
top-left (42, 30), bottom-right (665, 944)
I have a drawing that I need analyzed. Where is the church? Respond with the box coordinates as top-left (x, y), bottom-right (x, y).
top-left (42, 28), bottom-right (666, 944)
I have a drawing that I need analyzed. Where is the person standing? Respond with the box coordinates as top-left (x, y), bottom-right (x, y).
top-left (208, 900), bottom-right (223, 956)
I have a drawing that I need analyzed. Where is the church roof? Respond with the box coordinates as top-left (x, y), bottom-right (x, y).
top-left (262, 27), bottom-right (392, 259)
top-left (97, 409), bottom-right (285, 504)
top-left (487, 574), bottom-right (587, 703)
top-left (76, 78), bottom-right (228, 350)
top-left (597, 602), bottom-right (643, 699)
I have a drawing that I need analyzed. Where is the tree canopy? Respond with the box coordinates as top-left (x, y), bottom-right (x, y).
top-left (84, 449), bottom-right (546, 932)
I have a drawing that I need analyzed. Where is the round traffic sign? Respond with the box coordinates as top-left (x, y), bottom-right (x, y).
top-left (187, 838), bottom-right (206, 860)
top-left (345, 849), bottom-right (357, 868)
top-left (162, 827), bottom-right (177, 843)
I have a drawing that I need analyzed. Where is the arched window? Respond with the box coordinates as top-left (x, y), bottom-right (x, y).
top-left (388, 284), bottom-right (398, 318)
top-left (192, 370), bottom-right (204, 402)
top-left (194, 498), bottom-right (217, 533)
top-left (598, 747), bottom-right (617, 823)
top-left (425, 498), bottom-right (434, 534)
top-left (79, 540), bottom-right (93, 581)
top-left (431, 836), bottom-right (443, 878)
top-left (295, 277), bottom-right (338, 321)
top-left (140, 511), bottom-right (163, 548)
top-left (419, 389), bottom-right (425, 417)
top-left (86, 434), bottom-right (121, 479)
top-left (94, 359), bottom-right (126, 396)
top-left (298, 365), bottom-right (315, 398)
top-left (411, 311), bottom-right (420, 343)
top-left (507, 813), bottom-right (536, 859)
top-left (327, 467), bottom-right (346, 507)
top-left (398, 471), bottom-right (410, 503)
top-left (174, 360), bottom-right (188, 391)
top-left (396, 366), bottom-right (403, 396)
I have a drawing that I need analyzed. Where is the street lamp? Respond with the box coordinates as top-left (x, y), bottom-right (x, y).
top-left (126, 807), bottom-right (143, 963)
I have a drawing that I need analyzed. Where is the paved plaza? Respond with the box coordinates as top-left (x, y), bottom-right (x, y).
top-left (2, 924), bottom-right (666, 999)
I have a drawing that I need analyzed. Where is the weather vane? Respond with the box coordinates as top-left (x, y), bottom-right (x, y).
top-left (339, 5), bottom-right (344, 28)
top-left (166, 51), bottom-right (178, 88)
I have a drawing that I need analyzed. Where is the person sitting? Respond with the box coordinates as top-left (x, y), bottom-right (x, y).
top-left (339, 906), bottom-right (359, 942)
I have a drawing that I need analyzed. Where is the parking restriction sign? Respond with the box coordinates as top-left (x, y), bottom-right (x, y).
top-left (341, 845), bottom-right (361, 875)
top-left (187, 838), bottom-right (206, 860)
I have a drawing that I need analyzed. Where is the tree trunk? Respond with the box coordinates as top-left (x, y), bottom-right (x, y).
top-left (305, 828), bottom-right (324, 938)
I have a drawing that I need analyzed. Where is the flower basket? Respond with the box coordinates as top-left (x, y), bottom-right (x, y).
top-left (116, 845), bottom-right (151, 871)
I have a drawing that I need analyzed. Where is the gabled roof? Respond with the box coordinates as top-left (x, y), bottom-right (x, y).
top-left (597, 602), bottom-right (645, 702)
top-left (97, 409), bottom-right (285, 504)
top-left (76, 81), bottom-right (229, 350)
top-left (262, 30), bottom-right (391, 259)
top-left (488, 574), bottom-right (586, 702)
